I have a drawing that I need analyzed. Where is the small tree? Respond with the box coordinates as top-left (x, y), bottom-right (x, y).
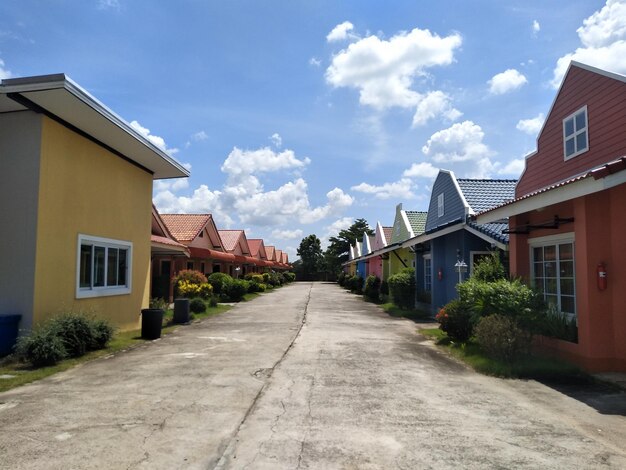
top-left (364, 275), bottom-right (381, 302)
top-left (297, 234), bottom-right (323, 277)
top-left (387, 268), bottom-right (416, 309)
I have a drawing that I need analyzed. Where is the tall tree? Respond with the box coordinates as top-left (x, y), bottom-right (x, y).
top-left (297, 234), bottom-right (323, 275)
top-left (324, 218), bottom-right (374, 274)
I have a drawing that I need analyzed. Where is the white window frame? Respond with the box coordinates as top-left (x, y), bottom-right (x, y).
top-left (563, 105), bottom-right (588, 161)
top-left (76, 234), bottom-right (133, 299)
top-left (437, 193), bottom-right (445, 217)
top-left (528, 232), bottom-right (576, 317)
top-left (423, 254), bottom-right (432, 292)
top-left (470, 251), bottom-right (491, 277)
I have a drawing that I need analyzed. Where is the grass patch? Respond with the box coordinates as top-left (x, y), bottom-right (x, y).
top-left (0, 304), bottom-right (232, 393)
top-left (382, 302), bottom-right (434, 322)
top-left (242, 292), bottom-right (261, 302)
top-left (418, 327), bottom-right (591, 382)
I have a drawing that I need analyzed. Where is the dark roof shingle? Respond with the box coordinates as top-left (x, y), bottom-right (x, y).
top-left (457, 179), bottom-right (517, 213)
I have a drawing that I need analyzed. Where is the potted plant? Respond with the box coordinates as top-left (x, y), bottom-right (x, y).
top-left (141, 298), bottom-right (167, 340)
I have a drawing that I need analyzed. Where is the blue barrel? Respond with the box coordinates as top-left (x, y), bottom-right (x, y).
top-left (0, 314), bottom-right (21, 356)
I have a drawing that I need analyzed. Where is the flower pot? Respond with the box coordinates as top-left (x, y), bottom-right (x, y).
top-left (173, 298), bottom-right (191, 324)
top-left (141, 308), bottom-right (164, 340)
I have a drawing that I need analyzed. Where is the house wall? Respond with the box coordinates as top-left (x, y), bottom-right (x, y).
top-left (0, 111), bottom-right (43, 329)
top-left (517, 66), bottom-right (626, 197)
top-left (367, 255), bottom-right (383, 279)
top-left (32, 117), bottom-right (153, 331)
top-left (509, 186), bottom-right (626, 371)
top-left (389, 247), bottom-right (412, 277)
top-left (425, 171), bottom-right (466, 233)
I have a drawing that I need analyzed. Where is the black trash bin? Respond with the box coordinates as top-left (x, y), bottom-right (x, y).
top-left (141, 309), bottom-right (164, 340)
top-left (173, 298), bottom-right (191, 324)
top-left (0, 314), bottom-right (21, 356)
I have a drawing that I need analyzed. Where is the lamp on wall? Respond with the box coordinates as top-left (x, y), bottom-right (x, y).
top-left (454, 249), bottom-right (467, 285)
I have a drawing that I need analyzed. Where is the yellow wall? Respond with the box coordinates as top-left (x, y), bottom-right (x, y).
top-left (32, 118), bottom-right (153, 331)
top-left (389, 247), bottom-right (412, 277)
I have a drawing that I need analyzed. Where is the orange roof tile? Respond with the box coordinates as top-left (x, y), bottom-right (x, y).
top-left (218, 230), bottom-right (244, 252)
top-left (265, 245), bottom-right (276, 261)
top-left (247, 239), bottom-right (265, 258)
top-left (160, 214), bottom-right (211, 242)
top-left (383, 227), bottom-right (393, 245)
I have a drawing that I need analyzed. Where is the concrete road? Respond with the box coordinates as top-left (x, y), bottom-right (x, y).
top-left (1, 282), bottom-right (625, 469)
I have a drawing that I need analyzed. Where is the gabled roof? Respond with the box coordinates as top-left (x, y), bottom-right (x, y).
top-left (383, 227), bottom-right (393, 245)
top-left (265, 245), bottom-right (276, 261)
top-left (248, 239), bottom-right (267, 259)
top-left (0, 74), bottom-right (188, 179)
top-left (457, 179), bottom-right (517, 213)
top-left (161, 214), bottom-right (212, 242)
top-left (151, 206), bottom-right (190, 256)
top-left (405, 211), bottom-right (427, 236)
top-left (218, 230), bottom-right (250, 255)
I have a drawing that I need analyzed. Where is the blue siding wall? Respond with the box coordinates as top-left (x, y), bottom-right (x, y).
top-left (356, 260), bottom-right (367, 279)
top-left (425, 171), bottom-right (467, 233)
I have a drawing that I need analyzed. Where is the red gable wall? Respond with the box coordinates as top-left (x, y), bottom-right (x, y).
top-left (517, 64), bottom-right (626, 197)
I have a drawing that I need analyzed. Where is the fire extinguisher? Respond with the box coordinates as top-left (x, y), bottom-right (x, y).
top-left (597, 263), bottom-right (607, 291)
top-left (438, 268), bottom-right (443, 281)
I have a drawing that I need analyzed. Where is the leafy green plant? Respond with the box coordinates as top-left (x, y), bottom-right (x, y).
top-left (88, 318), bottom-right (115, 350)
top-left (346, 275), bottom-right (364, 294)
top-left (475, 315), bottom-right (532, 363)
top-left (50, 313), bottom-right (94, 357)
top-left (472, 252), bottom-right (506, 282)
top-left (283, 272), bottom-right (296, 283)
top-left (224, 279), bottom-right (249, 301)
top-left (15, 327), bottom-right (67, 367)
top-left (435, 299), bottom-right (473, 342)
top-left (172, 269), bottom-right (208, 286)
top-left (208, 295), bottom-right (219, 308)
top-left (363, 275), bottom-right (381, 302)
top-left (541, 306), bottom-right (578, 343)
top-left (207, 272), bottom-right (233, 295)
top-left (189, 297), bottom-right (206, 314)
top-left (149, 297), bottom-right (168, 310)
top-left (337, 271), bottom-right (347, 287)
top-left (387, 268), bottom-right (415, 309)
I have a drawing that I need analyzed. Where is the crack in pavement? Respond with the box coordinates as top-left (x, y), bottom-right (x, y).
top-left (213, 283), bottom-right (312, 469)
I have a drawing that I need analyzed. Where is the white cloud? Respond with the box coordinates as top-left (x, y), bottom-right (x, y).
top-left (191, 131), bottom-right (208, 141)
top-left (319, 216), bottom-right (354, 249)
top-left (300, 187), bottom-right (354, 223)
top-left (552, 0), bottom-right (626, 87)
top-left (221, 147), bottom-right (309, 177)
top-left (271, 229), bottom-right (303, 240)
top-left (98, 0), bottom-right (120, 10)
top-left (270, 133), bottom-right (282, 148)
top-left (516, 113), bottom-right (545, 135)
top-left (130, 120), bottom-right (179, 156)
top-left (326, 21), bottom-right (356, 42)
top-left (351, 178), bottom-right (416, 200)
top-left (532, 20), bottom-right (541, 36)
top-left (402, 161), bottom-right (440, 179)
top-left (325, 27), bottom-right (462, 116)
top-left (309, 57), bottom-right (321, 67)
top-left (422, 121), bottom-right (496, 178)
top-left (0, 59), bottom-right (12, 79)
top-left (498, 158), bottom-right (525, 176)
top-left (488, 69), bottom-right (528, 95)
top-left (412, 90), bottom-right (462, 127)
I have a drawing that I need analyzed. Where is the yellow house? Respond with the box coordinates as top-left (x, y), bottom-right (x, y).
top-left (0, 74), bottom-right (188, 331)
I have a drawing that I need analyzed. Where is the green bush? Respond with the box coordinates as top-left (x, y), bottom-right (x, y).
top-left (224, 279), bottom-right (248, 301)
top-left (15, 327), bottom-right (67, 367)
top-left (435, 299), bottom-right (473, 342)
top-left (475, 314), bottom-right (532, 362)
top-left (380, 280), bottom-right (389, 296)
top-left (364, 275), bottom-right (381, 302)
top-left (267, 272), bottom-right (283, 287)
top-left (262, 272), bottom-right (271, 284)
top-left (207, 272), bottom-right (233, 295)
top-left (472, 252), bottom-right (506, 282)
top-left (387, 268), bottom-right (415, 309)
top-left (172, 269), bottom-right (208, 286)
top-left (283, 272), bottom-right (296, 283)
top-left (337, 271), bottom-right (347, 287)
top-left (208, 295), bottom-right (218, 308)
top-left (88, 318), bottom-right (115, 350)
top-left (50, 313), bottom-right (95, 357)
top-left (190, 297), bottom-right (206, 314)
top-left (541, 306), bottom-right (578, 343)
top-left (346, 275), bottom-right (364, 294)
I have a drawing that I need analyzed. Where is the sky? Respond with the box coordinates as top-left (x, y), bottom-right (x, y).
top-left (2, 0), bottom-right (625, 260)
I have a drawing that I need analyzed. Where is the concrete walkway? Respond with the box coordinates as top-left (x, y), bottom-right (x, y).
top-left (1, 282), bottom-right (626, 469)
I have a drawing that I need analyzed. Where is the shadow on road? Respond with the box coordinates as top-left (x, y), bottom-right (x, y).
top-left (538, 379), bottom-right (626, 416)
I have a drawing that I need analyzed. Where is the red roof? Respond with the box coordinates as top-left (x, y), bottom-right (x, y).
top-left (160, 214), bottom-right (211, 242)
top-left (218, 230), bottom-right (244, 252)
top-left (265, 245), bottom-right (276, 261)
top-left (247, 239), bottom-right (266, 258)
top-left (383, 227), bottom-right (393, 244)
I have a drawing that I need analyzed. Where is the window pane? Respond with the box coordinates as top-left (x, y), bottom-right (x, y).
top-left (576, 131), bottom-right (587, 152)
top-left (560, 278), bottom-right (575, 296)
top-left (79, 244), bottom-right (92, 288)
top-left (564, 118), bottom-right (574, 136)
top-left (575, 110), bottom-right (586, 131)
top-left (545, 295), bottom-right (558, 308)
top-left (107, 248), bottom-right (118, 286)
top-left (118, 249), bottom-right (127, 286)
top-left (559, 243), bottom-right (573, 260)
top-left (561, 296), bottom-right (575, 314)
top-left (533, 262), bottom-right (544, 278)
top-left (534, 277), bottom-right (544, 293)
top-left (533, 247), bottom-right (543, 262)
top-left (544, 278), bottom-right (557, 294)
top-left (565, 137), bottom-right (575, 156)
top-left (544, 245), bottom-right (556, 261)
top-left (560, 260), bottom-right (574, 277)
top-left (545, 261), bottom-right (557, 277)
top-left (94, 247), bottom-right (105, 287)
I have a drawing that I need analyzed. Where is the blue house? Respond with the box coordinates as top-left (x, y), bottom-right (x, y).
top-left (406, 170), bottom-right (516, 312)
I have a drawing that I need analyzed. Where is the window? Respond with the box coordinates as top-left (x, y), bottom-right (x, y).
top-left (77, 234), bottom-right (132, 298)
top-left (563, 106), bottom-right (588, 160)
top-left (530, 235), bottom-right (576, 316)
top-left (470, 251), bottom-right (491, 277)
top-left (187, 261), bottom-right (194, 270)
top-left (423, 255), bottom-right (432, 292)
top-left (437, 193), bottom-right (444, 217)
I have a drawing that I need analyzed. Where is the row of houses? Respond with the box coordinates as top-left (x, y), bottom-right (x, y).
top-left (151, 207), bottom-right (290, 302)
top-left (345, 61), bottom-right (626, 372)
top-left (0, 73), bottom-right (290, 340)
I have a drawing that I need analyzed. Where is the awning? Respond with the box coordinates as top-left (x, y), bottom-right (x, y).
top-left (151, 235), bottom-right (190, 257)
top-left (189, 247), bottom-right (236, 263)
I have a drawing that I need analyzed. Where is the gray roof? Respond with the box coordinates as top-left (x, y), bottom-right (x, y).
top-left (468, 221), bottom-right (509, 244)
top-left (405, 211), bottom-right (427, 235)
top-left (457, 179), bottom-right (517, 213)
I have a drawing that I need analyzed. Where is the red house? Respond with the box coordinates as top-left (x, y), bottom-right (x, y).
top-left (477, 62), bottom-right (626, 372)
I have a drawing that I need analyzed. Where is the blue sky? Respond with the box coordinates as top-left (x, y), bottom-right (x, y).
top-left (1, 0), bottom-right (624, 260)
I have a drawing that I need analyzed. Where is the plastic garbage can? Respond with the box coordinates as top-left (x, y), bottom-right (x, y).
top-left (141, 309), bottom-right (164, 340)
top-left (0, 314), bottom-right (21, 356)
top-left (173, 298), bottom-right (191, 324)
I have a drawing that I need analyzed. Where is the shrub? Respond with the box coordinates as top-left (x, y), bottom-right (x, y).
top-left (387, 268), bottom-right (416, 309)
top-left (248, 274), bottom-right (265, 284)
top-left (172, 269), bottom-right (208, 286)
top-left (262, 273), bottom-right (271, 284)
top-left (380, 280), bottom-right (389, 296)
top-left (189, 297), bottom-right (207, 314)
top-left (224, 279), bottom-right (248, 301)
top-left (472, 252), bottom-right (506, 282)
top-left (541, 306), bottom-right (578, 343)
top-left (435, 299), bottom-right (473, 342)
top-left (15, 327), bottom-right (67, 367)
top-left (346, 275), bottom-right (364, 294)
top-left (208, 295), bottom-right (218, 308)
top-left (283, 272), bottom-right (296, 283)
top-left (149, 297), bottom-right (168, 310)
top-left (337, 271), bottom-right (347, 287)
top-left (88, 318), bottom-right (115, 350)
top-left (363, 275), bottom-right (381, 302)
top-left (50, 313), bottom-right (95, 357)
top-left (177, 280), bottom-right (213, 299)
top-left (207, 272), bottom-right (233, 295)
top-left (267, 272), bottom-right (283, 287)
top-left (475, 315), bottom-right (532, 362)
